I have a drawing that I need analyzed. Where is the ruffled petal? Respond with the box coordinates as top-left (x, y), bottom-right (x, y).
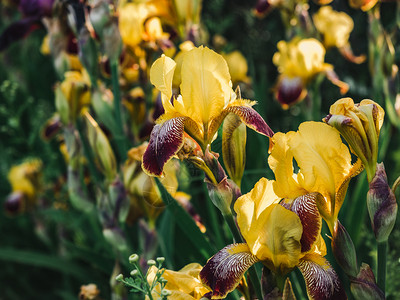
top-left (298, 254), bottom-right (346, 300)
top-left (200, 243), bottom-right (259, 299)
top-left (142, 117), bottom-right (186, 177)
top-left (288, 122), bottom-right (353, 220)
top-left (208, 99), bottom-right (274, 142)
top-left (268, 132), bottom-right (307, 199)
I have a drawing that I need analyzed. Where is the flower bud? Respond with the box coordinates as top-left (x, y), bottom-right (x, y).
top-left (115, 274), bottom-right (124, 281)
top-left (206, 177), bottom-right (233, 216)
top-left (103, 227), bottom-right (127, 252)
top-left (4, 191), bottom-right (25, 215)
top-left (103, 19), bottom-right (122, 62)
top-left (129, 254), bottom-right (139, 264)
top-left (130, 270), bottom-right (138, 277)
top-left (84, 112), bottom-right (117, 182)
top-left (78, 26), bottom-right (99, 82)
top-left (367, 163), bottom-right (398, 242)
top-left (222, 114), bottom-right (246, 188)
top-left (156, 257), bottom-right (165, 264)
top-left (147, 259), bottom-right (156, 266)
top-left (324, 98), bottom-right (384, 182)
top-left (275, 77), bottom-right (306, 110)
top-left (89, 0), bottom-right (110, 37)
top-left (350, 263), bottom-right (384, 299)
top-left (331, 220), bottom-right (358, 278)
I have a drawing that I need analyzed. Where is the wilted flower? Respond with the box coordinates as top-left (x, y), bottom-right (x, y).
top-left (147, 263), bottom-right (211, 299)
top-left (273, 38), bottom-right (348, 108)
top-left (142, 46), bottom-right (273, 177)
top-left (323, 98), bottom-right (384, 182)
top-left (200, 178), bottom-right (346, 299)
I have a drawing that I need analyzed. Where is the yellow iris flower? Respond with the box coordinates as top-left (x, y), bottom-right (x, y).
top-left (200, 177), bottom-right (345, 299)
top-left (147, 263), bottom-right (211, 299)
top-left (313, 6), bottom-right (354, 49)
top-left (273, 38), bottom-right (332, 85)
top-left (269, 121), bottom-right (362, 233)
top-left (142, 46), bottom-right (273, 176)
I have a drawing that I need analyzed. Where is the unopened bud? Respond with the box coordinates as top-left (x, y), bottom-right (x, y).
top-left (129, 254), bottom-right (139, 264)
top-left (206, 177), bottom-right (233, 216)
top-left (78, 26), bottom-right (99, 82)
top-left (367, 163), bottom-right (398, 242)
top-left (350, 263), bottom-right (384, 299)
top-left (130, 269), bottom-right (138, 277)
top-left (147, 259), bottom-right (156, 266)
top-left (115, 274), bottom-right (124, 281)
top-left (222, 114), bottom-right (246, 188)
top-left (161, 289), bottom-right (171, 296)
top-left (156, 257), bottom-right (165, 264)
top-left (275, 77), bottom-right (306, 110)
top-left (331, 220), bottom-right (358, 277)
top-left (89, 0), bottom-right (111, 37)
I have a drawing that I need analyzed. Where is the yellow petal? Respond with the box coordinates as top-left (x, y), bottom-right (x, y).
top-left (180, 46), bottom-right (233, 126)
top-left (234, 178), bottom-right (302, 273)
top-left (268, 132), bottom-right (307, 199)
top-left (288, 122), bottom-right (352, 213)
top-left (150, 55), bottom-right (176, 113)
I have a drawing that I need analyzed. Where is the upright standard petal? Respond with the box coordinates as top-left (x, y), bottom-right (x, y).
top-left (180, 46), bottom-right (232, 126)
top-left (298, 254), bottom-right (347, 300)
top-left (200, 243), bottom-right (259, 299)
top-left (150, 55), bottom-right (176, 113)
top-left (288, 122), bottom-right (352, 221)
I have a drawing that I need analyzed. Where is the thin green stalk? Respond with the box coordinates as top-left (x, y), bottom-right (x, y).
top-left (110, 60), bottom-right (128, 161)
top-left (223, 213), bottom-right (263, 300)
top-left (377, 241), bottom-right (387, 294)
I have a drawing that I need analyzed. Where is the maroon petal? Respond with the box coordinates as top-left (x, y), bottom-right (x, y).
top-left (0, 17), bottom-right (42, 52)
top-left (209, 103), bottom-right (274, 141)
top-left (142, 117), bottom-right (186, 177)
top-left (200, 243), bottom-right (259, 299)
top-left (298, 254), bottom-right (346, 300)
top-left (290, 193), bottom-right (322, 253)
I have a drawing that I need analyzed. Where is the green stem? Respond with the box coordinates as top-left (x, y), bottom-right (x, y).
top-left (110, 60), bottom-right (128, 162)
top-left (223, 213), bottom-right (263, 300)
top-left (377, 240), bottom-right (387, 294)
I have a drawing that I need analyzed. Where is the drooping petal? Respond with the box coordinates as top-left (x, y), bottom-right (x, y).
top-left (200, 243), bottom-right (259, 299)
top-left (142, 117), bottom-right (186, 177)
top-left (289, 193), bottom-right (322, 253)
top-left (180, 46), bottom-right (233, 126)
top-left (208, 99), bottom-right (274, 142)
top-left (298, 254), bottom-right (346, 300)
top-left (234, 178), bottom-right (303, 273)
top-left (150, 54), bottom-right (176, 113)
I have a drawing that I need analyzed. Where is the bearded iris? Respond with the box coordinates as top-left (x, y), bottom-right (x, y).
top-left (200, 121), bottom-right (360, 299)
top-left (142, 46), bottom-right (273, 177)
top-left (200, 178), bottom-right (346, 299)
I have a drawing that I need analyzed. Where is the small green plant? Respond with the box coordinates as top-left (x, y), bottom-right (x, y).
top-left (116, 254), bottom-right (170, 299)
